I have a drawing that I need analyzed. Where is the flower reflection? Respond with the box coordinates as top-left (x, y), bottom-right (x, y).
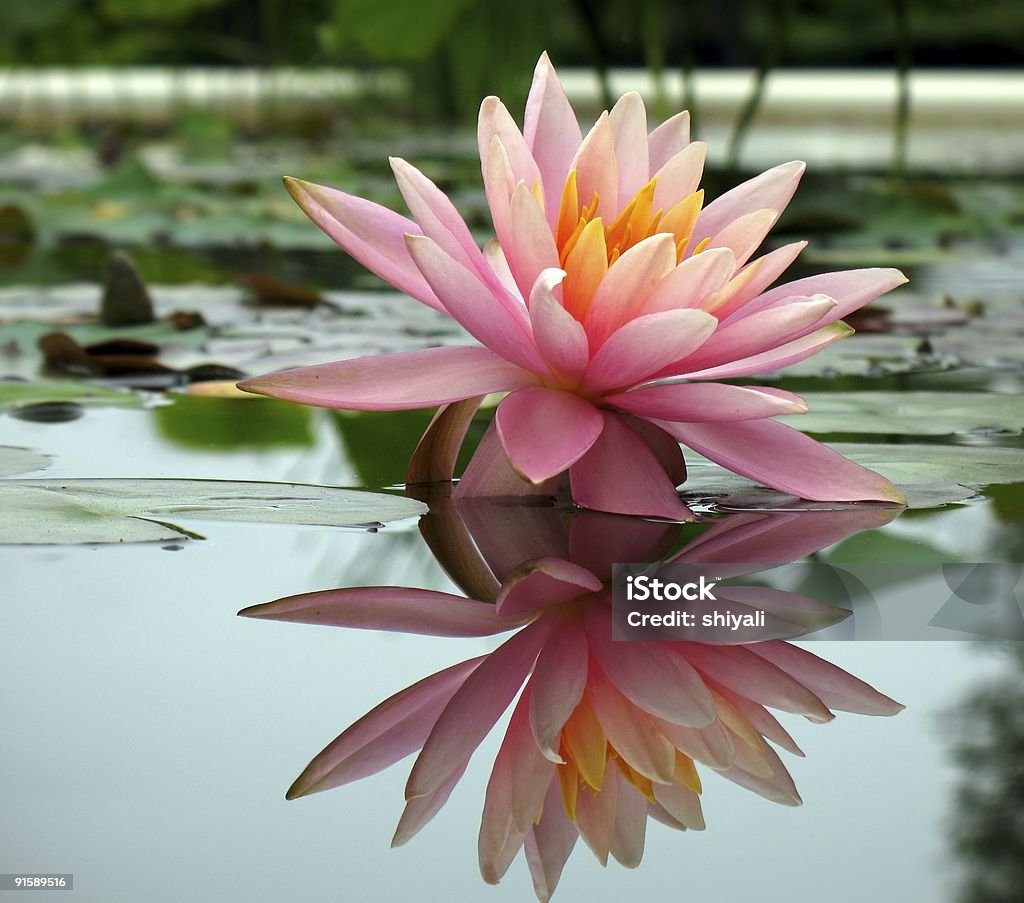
top-left (241, 501), bottom-right (904, 900)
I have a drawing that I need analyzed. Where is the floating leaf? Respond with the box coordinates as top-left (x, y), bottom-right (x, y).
top-left (0, 479), bottom-right (427, 544)
top-left (781, 392), bottom-right (1024, 436)
top-left (0, 446), bottom-right (51, 477)
top-left (0, 380), bottom-right (139, 411)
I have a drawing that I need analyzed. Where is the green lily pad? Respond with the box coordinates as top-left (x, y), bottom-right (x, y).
top-left (0, 479), bottom-right (427, 544)
top-left (0, 380), bottom-right (139, 412)
top-left (0, 446), bottom-right (51, 477)
top-left (781, 392), bottom-right (1024, 436)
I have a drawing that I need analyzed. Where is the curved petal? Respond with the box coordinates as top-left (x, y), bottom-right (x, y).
top-left (637, 247), bottom-right (736, 316)
top-left (608, 91), bottom-right (650, 206)
top-left (392, 756), bottom-right (469, 846)
top-left (239, 587), bottom-right (524, 637)
top-left (570, 413), bottom-right (694, 520)
top-left (524, 781), bottom-right (578, 902)
top-left (496, 556), bottom-right (602, 617)
top-left (285, 656), bottom-right (482, 798)
top-left (652, 141), bottom-right (707, 211)
top-left (406, 616), bottom-right (557, 799)
top-left (610, 769), bottom-right (649, 868)
top-left (529, 623), bottom-right (590, 761)
top-left (687, 160), bottom-right (805, 256)
top-left (524, 52), bottom-right (583, 224)
top-left (647, 110), bottom-right (691, 173)
top-left (455, 420), bottom-right (562, 500)
top-left (478, 97), bottom-right (542, 191)
top-left (406, 396), bottom-right (483, 485)
top-left (529, 269), bottom-right (590, 380)
top-left (675, 322), bottom-right (853, 380)
top-left (750, 641), bottom-right (906, 715)
top-left (585, 606), bottom-right (717, 727)
top-left (496, 387), bottom-right (605, 483)
top-left (238, 346), bottom-right (536, 411)
top-left (652, 782), bottom-right (705, 830)
top-left (571, 112), bottom-right (618, 222)
top-left (575, 760), bottom-right (619, 865)
top-left (583, 233), bottom-right (678, 347)
top-left (659, 295), bottom-right (837, 376)
top-left (726, 267), bottom-right (909, 327)
top-left (284, 177), bottom-right (442, 312)
top-left (581, 308), bottom-right (718, 394)
top-left (406, 235), bottom-right (546, 373)
top-left (608, 383), bottom-right (807, 422)
top-left (662, 418), bottom-right (907, 503)
top-left (707, 241), bottom-right (807, 319)
top-left (506, 182), bottom-right (562, 303)
top-left (704, 208), bottom-right (779, 268)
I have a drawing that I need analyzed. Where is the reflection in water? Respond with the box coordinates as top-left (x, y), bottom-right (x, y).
top-left (241, 499), bottom-right (905, 900)
top-left (949, 645), bottom-right (1024, 903)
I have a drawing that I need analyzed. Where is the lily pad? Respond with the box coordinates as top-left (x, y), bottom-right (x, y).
top-left (0, 380), bottom-right (139, 412)
top-left (781, 392), bottom-right (1024, 436)
top-left (0, 446), bottom-right (51, 477)
top-left (0, 479), bottom-right (427, 544)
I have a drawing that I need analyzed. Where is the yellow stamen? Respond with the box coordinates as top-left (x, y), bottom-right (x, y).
top-left (556, 170), bottom-right (580, 249)
top-left (557, 755), bottom-right (580, 821)
top-left (561, 697), bottom-right (607, 791)
top-left (673, 751), bottom-right (703, 794)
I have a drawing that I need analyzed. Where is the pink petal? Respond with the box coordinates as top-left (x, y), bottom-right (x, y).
top-left (390, 157), bottom-right (482, 276)
top-left (676, 644), bottom-right (834, 721)
top-left (524, 781), bottom-right (578, 902)
top-left (652, 782), bottom-right (705, 830)
top-left (286, 657), bottom-right (482, 798)
top-left (528, 622), bottom-right (590, 761)
top-left (724, 691), bottom-right (804, 756)
top-left (582, 309), bottom-right (718, 394)
top-left (569, 413), bottom-right (694, 520)
top-left (571, 112), bottom-right (618, 222)
top-left (750, 642), bottom-right (906, 715)
top-left (478, 97), bottom-right (542, 191)
top-left (608, 91), bottom-right (650, 206)
top-left (505, 182), bottom-right (562, 304)
top-left (708, 241), bottom-right (807, 320)
top-left (719, 738), bottom-right (802, 806)
top-left (479, 689), bottom-right (553, 881)
top-left (567, 509), bottom-right (681, 580)
top-left (676, 323), bottom-right (853, 380)
top-left (652, 141), bottom-right (707, 210)
top-left (704, 208), bottom-right (779, 268)
top-left (455, 420), bottom-right (562, 500)
top-left (239, 586), bottom-right (523, 637)
top-left (637, 247), bottom-right (736, 316)
top-left (392, 756), bottom-right (470, 846)
top-left (726, 267), bottom-right (909, 327)
top-left (239, 346), bottom-right (536, 411)
top-left (688, 161), bottom-right (805, 256)
top-left (608, 383), bottom-right (807, 422)
top-left (575, 760), bottom-right (619, 865)
top-left (652, 717), bottom-right (736, 770)
top-left (647, 110), bottom-right (691, 173)
top-left (406, 616), bottom-right (557, 799)
top-left (622, 416), bottom-right (688, 488)
top-left (662, 418), bottom-right (907, 502)
top-left (583, 233), bottom-right (678, 347)
top-left (524, 52), bottom-right (583, 225)
top-left (610, 769), bottom-right (649, 868)
top-left (587, 662), bottom-right (679, 782)
top-left (284, 177), bottom-right (442, 312)
top-left (660, 295), bottom-right (837, 375)
top-left (406, 235), bottom-right (546, 374)
top-left (585, 606), bottom-right (717, 727)
top-left (495, 386), bottom-right (605, 483)
top-left (483, 238), bottom-right (521, 298)
top-left (496, 556), bottom-right (602, 617)
top-left (529, 269), bottom-right (590, 379)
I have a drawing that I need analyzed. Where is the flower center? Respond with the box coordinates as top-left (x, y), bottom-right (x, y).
top-left (551, 170), bottom-right (708, 320)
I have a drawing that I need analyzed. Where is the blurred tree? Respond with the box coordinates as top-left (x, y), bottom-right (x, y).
top-left (949, 644), bottom-right (1024, 903)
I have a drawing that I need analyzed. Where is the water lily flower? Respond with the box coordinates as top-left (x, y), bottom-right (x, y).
top-left (241, 501), bottom-right (904, 900)
top-left (238, 53), bottom-right (907, 519)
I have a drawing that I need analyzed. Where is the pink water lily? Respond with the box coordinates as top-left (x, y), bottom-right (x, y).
top-left (241, 502), bottom-right (904, 900)
top-left (238, 53), bottom-right (907, 518)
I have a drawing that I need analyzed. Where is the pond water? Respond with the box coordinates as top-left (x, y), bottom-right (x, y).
top-left (2, 151), bottom-right (1024, 901)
